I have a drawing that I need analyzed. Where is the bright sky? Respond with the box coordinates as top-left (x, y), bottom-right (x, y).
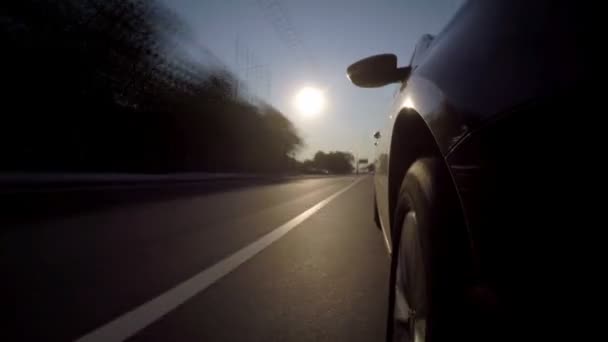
top-left (160, 0), bottom-right (464, 161)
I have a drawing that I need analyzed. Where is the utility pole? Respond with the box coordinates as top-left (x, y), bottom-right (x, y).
top-left (234, 35), bottom-right (240, 99)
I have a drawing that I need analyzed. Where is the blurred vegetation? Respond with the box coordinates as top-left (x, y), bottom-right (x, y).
top-left (299, 151), bottom-right (354, 174)
top-left (0, 0), bottom-right (302, 173)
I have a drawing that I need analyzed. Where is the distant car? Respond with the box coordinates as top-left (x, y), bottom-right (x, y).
top-left (348, 1), bottom-right (585, 341)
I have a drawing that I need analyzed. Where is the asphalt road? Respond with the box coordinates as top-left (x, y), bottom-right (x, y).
top-left (2, 175), bottom-right (389, 341)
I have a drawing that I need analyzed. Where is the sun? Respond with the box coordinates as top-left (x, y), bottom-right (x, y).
top-left (295, 87), bottom-right (325, 117)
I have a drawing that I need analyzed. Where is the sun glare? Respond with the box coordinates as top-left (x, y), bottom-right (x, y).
top-left (295, 87), bottom-right (325, 117)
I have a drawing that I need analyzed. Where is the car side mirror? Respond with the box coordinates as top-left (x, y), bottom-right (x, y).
top-left (347, 54), bottom-right (410, 88)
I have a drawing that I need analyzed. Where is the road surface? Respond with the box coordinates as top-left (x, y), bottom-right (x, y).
top-left (2, 175), bottom-right (389, 341)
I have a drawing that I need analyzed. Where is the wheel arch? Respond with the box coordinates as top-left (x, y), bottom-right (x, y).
top-left (387, 108), bottom-right (449, 242)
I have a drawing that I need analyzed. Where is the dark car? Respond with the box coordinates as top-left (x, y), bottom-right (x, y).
top-left (347, 1), bottom-right (587, 341)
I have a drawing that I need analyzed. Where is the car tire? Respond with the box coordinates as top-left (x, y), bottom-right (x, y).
top-left (386, 158), bottom-right (471, 342)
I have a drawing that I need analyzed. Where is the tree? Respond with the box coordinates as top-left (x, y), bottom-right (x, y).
top-left (312, 151), bottom-right (354, 174)
top-left (0, 0), bottom-right (302, 174)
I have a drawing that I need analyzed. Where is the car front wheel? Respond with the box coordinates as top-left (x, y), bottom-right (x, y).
top-left (387, 158), bottom-right (471, 342)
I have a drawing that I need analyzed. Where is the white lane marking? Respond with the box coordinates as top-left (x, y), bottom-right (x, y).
top-left (76, 177), bottom-right (366, 342)
top-left (378, 214), bottom-right (392, 255)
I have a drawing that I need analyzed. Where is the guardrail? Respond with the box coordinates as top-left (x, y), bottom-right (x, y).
top-left (0, 173), bottom-right (266, 192)
top-left (0, 172), bottom-right (349, 192)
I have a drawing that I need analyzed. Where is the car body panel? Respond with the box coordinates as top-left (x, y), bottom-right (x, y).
top-left (374, 0), bottom-right (584, 251)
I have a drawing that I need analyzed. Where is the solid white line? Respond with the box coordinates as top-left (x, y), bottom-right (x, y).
top-left (378, 214), bottom-right (392, 255)
top-left (75, 177), bottom-right (366, 342)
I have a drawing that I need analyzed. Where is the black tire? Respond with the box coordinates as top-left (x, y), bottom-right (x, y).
top-left (386, 158), bottom-right (471, 342)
